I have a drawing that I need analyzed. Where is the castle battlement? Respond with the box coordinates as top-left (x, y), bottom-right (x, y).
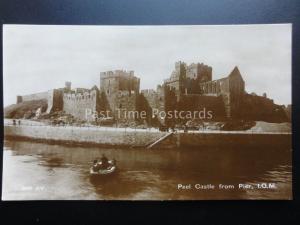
top-left (100, 70), bottom-right (135, 79)
top-left (175, 61), bottom-right (186, 69)
top-left (63, 89), bottom-right (98, 101)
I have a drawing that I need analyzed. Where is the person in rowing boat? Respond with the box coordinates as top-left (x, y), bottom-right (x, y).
top-left (92, 159), bottom-right (101, 172)
top-left (100, 154), bottom-right (109, 169)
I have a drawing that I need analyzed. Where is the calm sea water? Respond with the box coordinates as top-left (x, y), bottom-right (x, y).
top-left (2, 139), bottom-right (292, 200)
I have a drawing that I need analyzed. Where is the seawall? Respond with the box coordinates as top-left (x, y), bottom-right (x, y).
top-left (4, 125), bottom-right (166, 148)
top-left (4, 125), bottom-right (292, 149)
top-left (156, 132), bottom-right (292, 149)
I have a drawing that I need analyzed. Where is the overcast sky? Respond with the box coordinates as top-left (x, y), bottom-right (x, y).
top-left (3, 24), bottom-right (291, 107)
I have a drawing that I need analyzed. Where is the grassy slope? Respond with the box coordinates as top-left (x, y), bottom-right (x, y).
top-left (4, 99), bottom-right (48, 119)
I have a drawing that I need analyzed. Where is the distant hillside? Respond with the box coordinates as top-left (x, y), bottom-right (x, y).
top-left (4, 99), bottom-right (48, 119)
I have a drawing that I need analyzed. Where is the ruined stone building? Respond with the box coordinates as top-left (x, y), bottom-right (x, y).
top-left (164, 61), bottom-right (213, 100)
top-left (15, 61), bottom-right (289, 124)
top-left (141, 61), bottom-right (245, 122)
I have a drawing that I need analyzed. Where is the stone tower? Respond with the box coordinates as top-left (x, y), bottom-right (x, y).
top-left (164, 61), bottom-right (187, 101)
top-left (185, 62), bottom-right (212, 82)
top-left (100, 70), bottom-right (140, 121)
top-left (16, 96), bottom-right (23, 104)
top-left (65, 81), bottom-right (72, 91)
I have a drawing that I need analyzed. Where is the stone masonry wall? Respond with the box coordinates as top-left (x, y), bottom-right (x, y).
top-left (100, 70), bottom-right (140, 121)
top-left (47, 89), bottom-right (64, 113)
top-left (17, 91), bottom-right (48, 103)
top-left (115, 91), bottom-right (138, 122)
top-left (63, 89), bottom-right (99, 121)
top-left (4, 125), bottom-right (290, 149)
top-left (4, 125), bottom-right (166, 148)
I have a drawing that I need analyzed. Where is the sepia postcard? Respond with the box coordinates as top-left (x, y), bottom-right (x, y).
top-left (2, 24), bottom-right (292, 200)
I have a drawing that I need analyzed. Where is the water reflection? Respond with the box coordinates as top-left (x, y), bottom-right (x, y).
top-left (2, 140), bottom-right (292, 200)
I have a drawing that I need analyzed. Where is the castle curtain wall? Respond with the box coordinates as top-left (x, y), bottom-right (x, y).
top-left (63, 89), bottom-right (99, 121)
top-left (17, 91), bottom-right (48, 104)
top-left (47, 89), bottom-right (63, 113)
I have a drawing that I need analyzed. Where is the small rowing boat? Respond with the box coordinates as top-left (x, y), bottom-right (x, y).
top-left (90, 160), bottom-right (117, 176)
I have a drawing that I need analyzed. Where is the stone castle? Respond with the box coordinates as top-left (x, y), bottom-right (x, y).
top-left (16, 61), bottom-right (289, 125)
